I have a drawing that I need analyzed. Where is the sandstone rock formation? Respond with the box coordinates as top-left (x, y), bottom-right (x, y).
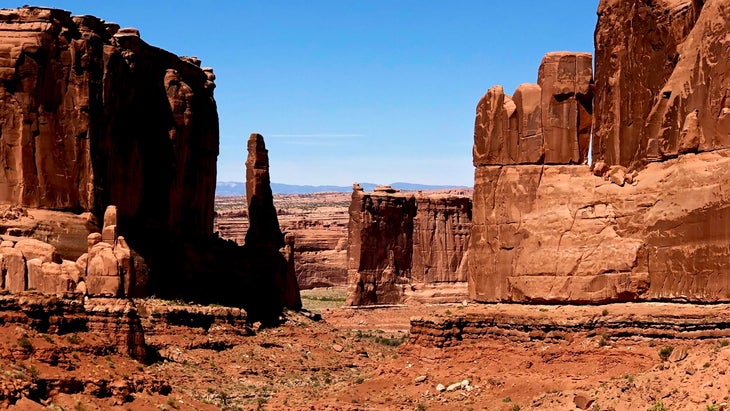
top-left (0, 7), bottom-right (217, 236)
top-left (469, 0), bottom-right (730, 304)
top-left (244, 133), bottom-right (301, 311)
top-left (0, 7), bottom-right (297, 319)
top-left (214, 194), bottom-right (350, 290)
top-left (592, 0), bottom-right (717, 167)
top-left (473, 52), bottom-right (592, 166)
top-left (346, 186), bottom-right (471, 305)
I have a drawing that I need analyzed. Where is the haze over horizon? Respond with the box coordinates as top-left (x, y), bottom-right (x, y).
top-left (24, 1), bottom-right (599, 186)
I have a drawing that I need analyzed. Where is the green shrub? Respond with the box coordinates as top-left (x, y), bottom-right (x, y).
top-left (649, 400), bottom-right (669, 411)
top-left (17, 336), bottom-right (32, 350)
top-left (658, 346), bottom-right (674, 361)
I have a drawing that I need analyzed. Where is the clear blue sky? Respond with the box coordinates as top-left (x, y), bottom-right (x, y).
top-left (24, 1), bottom-right (598, 186)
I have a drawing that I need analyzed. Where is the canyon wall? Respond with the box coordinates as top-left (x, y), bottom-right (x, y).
top-left (0, 7), bottom-right (217, 238)
top-left (346, 186), bottom-right (471, 305)
top-left (0, 7), bottom-right (294, 320)
top-left (469, 0), bottom-right (730, 303)
top-left (593, 0), bottom-right (728, 167)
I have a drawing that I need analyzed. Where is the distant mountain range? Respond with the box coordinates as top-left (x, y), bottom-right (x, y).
top-left (216, 181), bottom-right (470, 196)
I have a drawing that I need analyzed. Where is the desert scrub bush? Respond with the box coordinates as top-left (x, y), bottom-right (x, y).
top-left (707, 405), bottom-right (719, 411)
top-left (598, 335), bottom-right (609, 347)
top-left (649, 400), bottom-right (669, 411)
top-left (374, 334), bottom-right (408, 347)
top-left (66, 333), bottom-right (80, 344)
top-left (658, 346), bottom-right (674, 361)
top-left (17, 336), bottom-right (32, 350)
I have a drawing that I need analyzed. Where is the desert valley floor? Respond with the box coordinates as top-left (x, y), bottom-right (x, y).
top-left (4, 290), bottom-right (730, 411)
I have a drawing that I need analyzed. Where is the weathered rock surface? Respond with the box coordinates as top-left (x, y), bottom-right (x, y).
top-left (469, 150), bottom-right (730, 303)
top-left (592, 0), bottom-right (713, 167)
top-left (0, 7), bottom-right (217, 236)
top-left (538, 52), bottom-right (593, 164)
top-left (245, 133), bottom-right (301, 311)
top-left (214, 195), bottom-right (350, 290)
top-left (473, 52), bottom-right (592, 166)
top-left (469, 1), bottom-right (730, 304)
top-left (0, 7), bottom-right (297, 319)
top-left (346, 187), bottom-right (471, 305)
top-left (410, 303), bottom-right (730, 348)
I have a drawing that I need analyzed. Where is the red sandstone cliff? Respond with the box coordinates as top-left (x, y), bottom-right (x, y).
top-left (592, 0), bottom-right (721, 167)
top-left (469, 0), bottom-right (730, 304)
top-left (0, 7), bottom-right (217, 238)
top-left (0, 7), bottom-right (294, 320)
top-left (346, 186), bottom-right (471, 305)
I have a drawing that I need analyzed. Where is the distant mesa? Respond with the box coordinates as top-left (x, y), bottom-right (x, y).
top-left (216, 181), bottom-right (471, 196)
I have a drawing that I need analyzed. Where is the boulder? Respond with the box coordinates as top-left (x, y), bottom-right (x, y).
top-left (14, 238), bottom-right (60, 264)
top-left (1, 247), bottom-right (26, 292)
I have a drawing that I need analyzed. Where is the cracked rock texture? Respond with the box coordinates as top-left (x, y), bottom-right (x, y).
top-left (470, 0), bottom-right (730, 303)
top-left (469, 151), bottom-right (730, 302)
top-left (0, 7), bottom-right (295, 320)
top-left (593, 0), bottom-right (729, 167)
top-left (473, 52), bottom-right (592, 166)
top-left (346, 186), bottom-right (471, 305)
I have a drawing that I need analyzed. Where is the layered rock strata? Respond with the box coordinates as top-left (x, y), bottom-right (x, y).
top-left (346, 185), bottom-right (471, 305)
top-left (410, 303), bottom-right (730, 348)
top-left (0, 292), bottom-right (145, 360)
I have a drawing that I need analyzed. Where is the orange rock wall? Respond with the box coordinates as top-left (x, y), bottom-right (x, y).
top-left (0, 7), bottom-right (218, 240)
top-left (470, 0), bottom-right (730, 303)
top-left (346, 189), bottom-right (471, 305)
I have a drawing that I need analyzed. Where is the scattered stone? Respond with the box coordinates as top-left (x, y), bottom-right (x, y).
top-left (436, 383), bottom-right (445, 392)
top-left (574, 393), bottom-right (594, 410)
top-left (414, 375), bottom-right (427, 383)
top-left (332, 344), bottom-right (343, 352)
top-left (669, 345), bottom-right (688, 362)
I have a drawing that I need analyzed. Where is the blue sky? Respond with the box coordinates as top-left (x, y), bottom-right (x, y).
top-left (24, 1), bottom-right (599, 186)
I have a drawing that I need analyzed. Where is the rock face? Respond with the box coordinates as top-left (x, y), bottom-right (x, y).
top-left (0, 7), bottom-right (297, 319)
top-left (245, 134), bottom-right (301, 311)
top-left (473, 52), bottom-right (592, 166)
top-left (592, 0), bottom-right (719, 167)
top-left (469, 0), bottom-right (730, 304)
top-left (0, 7), bottom-right (217, 236)
top-left (346, 186), bottom-right (471, 305)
